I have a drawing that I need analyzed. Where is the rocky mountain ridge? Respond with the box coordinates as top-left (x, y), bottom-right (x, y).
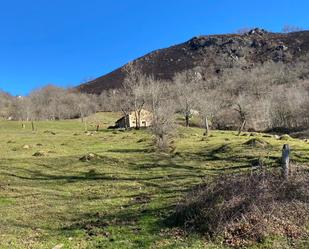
top-left (78, 28), bottom-right (309, 94)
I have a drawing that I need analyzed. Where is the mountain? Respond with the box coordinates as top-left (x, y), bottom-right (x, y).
top-left (78, 28), bottom-right (309, 94)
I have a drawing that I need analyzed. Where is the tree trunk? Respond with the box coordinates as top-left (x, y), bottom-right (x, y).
top-left (134, 111), bottom-right (139, 130)
top-left (282, 144), bottom-right (290, 179)
top-left (84, 117), bottom-right (88, 132)
top-left (137, 110), bottom-right (142, 129)
top-left (237, 120), bottom-right (246, 136)
top-left (204, 116), bottom-right (210, 136)
top-left (185, 114), bottom-right (189, 127)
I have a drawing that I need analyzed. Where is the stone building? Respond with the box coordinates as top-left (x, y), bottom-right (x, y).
top-left (115, 109), bottom-right (153, 128)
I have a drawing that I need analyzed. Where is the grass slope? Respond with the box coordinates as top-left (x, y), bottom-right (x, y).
top-left (0, 113), bottom-right (308, 248)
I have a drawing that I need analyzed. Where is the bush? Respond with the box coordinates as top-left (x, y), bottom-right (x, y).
top-left (169, 169), bottom-right (309, 247)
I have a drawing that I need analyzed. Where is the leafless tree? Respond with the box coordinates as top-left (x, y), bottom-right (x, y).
top-left (98, 89), bottom-right (119, 112)
top-left (144, 78), bottom-right (176, 151)
top-left (2, 55), bottom-right (309, 136)
top-left (0, 90), bottom-right (13, 119)
top-left (282, 25), bottom-right (303, 33)
top-left (173, 70), bottom-right (200, 127)
top-left (10, 96), bottom-right (32, 121)
top-left (11, 85), bottom-right (98, 122)
top-left (196, 88), bottom-right (222, 136)
top-left (121, 62), bottom-right (147, 129)
top-left (269, 83), bottom-right (309, 129)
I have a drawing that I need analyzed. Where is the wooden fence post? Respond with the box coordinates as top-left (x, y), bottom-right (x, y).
top-left (204, 116), bottom-right (209, 136)
top-left (282, 144), bottom-right (290, 179)
top-left (31, 121), bottom-right (35, 132)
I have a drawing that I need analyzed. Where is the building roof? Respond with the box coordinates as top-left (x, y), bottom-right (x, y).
top-left (115, 116), bottom-right (125, 124)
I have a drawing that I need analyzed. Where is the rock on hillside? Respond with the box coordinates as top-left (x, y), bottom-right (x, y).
top-left (78, 28), bottom-right (309, 94)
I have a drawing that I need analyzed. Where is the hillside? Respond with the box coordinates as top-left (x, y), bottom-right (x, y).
top-left (78, 28), bottom-right (309, 94)
top-left (0, 114), bottom-right (308, 248)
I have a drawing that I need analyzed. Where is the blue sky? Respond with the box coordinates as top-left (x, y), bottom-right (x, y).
top-left (0, 0), bottom-right (308, 95)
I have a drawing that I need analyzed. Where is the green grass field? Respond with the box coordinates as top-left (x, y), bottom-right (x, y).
top-left (0, 113), bottom-right (308, 248)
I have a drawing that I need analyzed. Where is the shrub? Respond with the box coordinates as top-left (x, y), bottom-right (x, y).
top-left (169, 169), bottom-right (309, 247)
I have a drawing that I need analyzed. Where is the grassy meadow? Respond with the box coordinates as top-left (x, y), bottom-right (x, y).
top-left (0, 112), bottom-right (308, 248)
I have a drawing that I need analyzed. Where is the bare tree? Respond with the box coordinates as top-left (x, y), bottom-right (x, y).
top-left (10, 96), bottom-right (32, 121)
top-left (73, 93), bottom-right (97, 123)
top-left (173, 70), bottom-right (200, 127)
top-left (145, 78), bottom-right (176, 151)
top-left (0, 90), bottom-right (13, 119)
top-left (19, 85), bottom-right (98, 122)
top-left (282, 25), bottom-right (303, 33)
top-left (269, 83), bottom-right (309, 129)
top-left (196, 88), bottom-right (222, 136)
top-left (121, 62), bottom-right (147, 129)
top-left (98, 89), bottom-right (119, 112)
top-left (234, 94), bottom-right (251, 135)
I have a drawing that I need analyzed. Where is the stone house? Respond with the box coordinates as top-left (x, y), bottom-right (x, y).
top-left (115, 109), bottom-right (153, 128)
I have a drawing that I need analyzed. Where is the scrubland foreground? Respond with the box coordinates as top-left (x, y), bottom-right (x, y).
top-left (0, 113), bottom-right (308, 249)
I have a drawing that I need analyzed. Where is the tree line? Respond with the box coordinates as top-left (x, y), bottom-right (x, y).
top-left (1, 55), bottom-right (309, 149)
top-left (0, 86), bottom-right (97, 121)
top-left (98, 57), bottom-right (309, 149)
top-left (102, 59), bottom-right (308, 123)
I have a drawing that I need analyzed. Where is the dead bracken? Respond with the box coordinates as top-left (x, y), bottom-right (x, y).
top-left (170, 169), bottom-right (309, 248)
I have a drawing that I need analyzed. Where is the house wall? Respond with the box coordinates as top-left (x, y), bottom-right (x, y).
top-left (128, 110), bottom-right (153, 128)
top-left (115, 110), bottom-right (153, 128)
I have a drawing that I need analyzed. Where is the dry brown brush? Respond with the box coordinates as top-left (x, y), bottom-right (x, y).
top-left (169, 168), bottom-right (309, 247)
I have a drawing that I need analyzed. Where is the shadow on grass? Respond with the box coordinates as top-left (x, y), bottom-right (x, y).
top-left (178, 147), bottom-right (280, 167)
top-left (108, 148), bottom-right (150, 153)
top-left (4, 146), bottom-right (304, 246)
top-left (4, 170), bottom-right (170, 182)
top-left (61, 201), bottom-right (174, 244)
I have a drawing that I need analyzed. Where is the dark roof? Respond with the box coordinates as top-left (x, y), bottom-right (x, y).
top-left (115, 116), bottom-right (125, 124)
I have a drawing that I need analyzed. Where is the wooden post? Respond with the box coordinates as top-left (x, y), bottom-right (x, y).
top-left (31, 121), bottom-right (35, 132)
top-left (282, 144), bottom-right (290, 179)
top-left (204, 116), bottom-right (209, 136)
top-left (237, 120), bottom-right (246, 136)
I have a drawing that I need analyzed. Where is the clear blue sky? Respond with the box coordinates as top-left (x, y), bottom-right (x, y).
top-left (0, 0), bottom-right (308, 95)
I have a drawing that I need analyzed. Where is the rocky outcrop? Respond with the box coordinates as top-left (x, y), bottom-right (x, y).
top-left (78, 29), bottom-right (309, 94)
